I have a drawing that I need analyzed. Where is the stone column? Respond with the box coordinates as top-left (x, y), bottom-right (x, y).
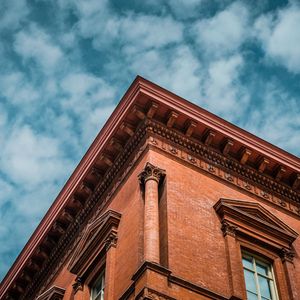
top-left (104, 232), bottom-right (118, 300)
top-left (139, 162), bottom-right (165, 264)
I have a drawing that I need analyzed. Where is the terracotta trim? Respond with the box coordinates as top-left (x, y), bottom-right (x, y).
top-left (168, 275), bottom-right (229, 300)
top-left (131, 261), bottom-right (171, 282)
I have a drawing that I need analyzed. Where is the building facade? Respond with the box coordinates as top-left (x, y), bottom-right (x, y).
top-left (1, 77), bottom-right (300, 300)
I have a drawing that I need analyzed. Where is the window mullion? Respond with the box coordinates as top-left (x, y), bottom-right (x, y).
top-left (253, 258), bottom-right (262, 300)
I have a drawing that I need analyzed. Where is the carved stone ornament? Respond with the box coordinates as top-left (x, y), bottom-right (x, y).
top-left (105, 232), bottom-right (118, 251)
top-left (72, 276), bottom-right (83, 293)
top-left (280, 248), bottom-right (295, 263)
top-left (221, 220), bottom-right (238, 237)
top-left (138, 162), bottom-right (166, 184)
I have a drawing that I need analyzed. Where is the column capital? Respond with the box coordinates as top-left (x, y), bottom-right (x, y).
top-left (105, 232), bottom-right (118, 251)
top-left (221, 220), bottom-right (238, 238)
top-left (72, 276), bottom-right (83, 294)
top-left (138, 162), bottom-right (165, 184)
top-left (280, 248), bottom-right (295, 263)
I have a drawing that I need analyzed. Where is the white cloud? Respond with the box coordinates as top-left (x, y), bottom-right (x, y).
top-left (193, 2), bottom-right (249, 56)
top-left (0, 72), bottom-right (40, 104)
top-left (71, 0), bottom-right (183, 53)
top-left (1, 125), bottom-right (72, 187)
top-left (242, 82), bottom-right (300, 153)
top-left (166, 0), bottom-right (204, 19)
top-left (14, 24), bottom-right (64, 74)
top-left (200, 54), bottom-right (248, 120)
top-left (129, 45), bottom-right (202, 101)
top-left (0, 0), bottom-right (29, 30)
top-left (255, 4), bottom-right (300, 73)
top-left (118, 15), bottom-right (184, 55)
top-left (61, 73), bottom-right (115, 108)
top-left (60, 72), bottom-right (117, 144)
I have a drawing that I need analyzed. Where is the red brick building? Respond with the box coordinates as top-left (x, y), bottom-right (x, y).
top-left (1, 77), bottom-right (300, 300)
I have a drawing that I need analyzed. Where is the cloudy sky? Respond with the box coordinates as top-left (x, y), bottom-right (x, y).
top-left (1, 0), bottom-right (300, 280)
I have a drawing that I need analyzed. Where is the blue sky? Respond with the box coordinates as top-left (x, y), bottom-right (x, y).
top-left (1, 0), bottom-right (300, 281)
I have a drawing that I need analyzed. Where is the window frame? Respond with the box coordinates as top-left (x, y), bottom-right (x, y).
top-left (241, 250), bottom-right (279, 300)
top-left (214, 198), bottom-right (298, 300)
top-left (90, 269), bottom-right (105, 300)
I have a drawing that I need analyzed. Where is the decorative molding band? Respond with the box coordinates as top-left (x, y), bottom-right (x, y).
top-left (168, 275), bottom-right (229, 300)
top-left (145, 119), bottom-right (300, 216)
top-left (120, 261), bottom-right (229, 300)
top-left (131, 262), bottom-right (171, 282)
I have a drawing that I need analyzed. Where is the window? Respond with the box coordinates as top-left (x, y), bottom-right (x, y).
top-left (91, 270), bottom-right (105, 300)
top-left (242, 252), bottom-right (278, 300)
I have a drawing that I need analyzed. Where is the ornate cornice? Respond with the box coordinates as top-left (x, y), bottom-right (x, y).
top-left (145, 119), bottom-right (300, 216)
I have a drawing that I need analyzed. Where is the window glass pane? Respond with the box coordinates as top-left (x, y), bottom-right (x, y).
top-left (256, 262), bottom-right (268, 276)
top-left (258, 275), bottom-right (272, 299)
top-left (247, 291), bottom-right (258, 300)
top-left (95, 293), bottom-right (104, 300)
top-left (243, 256), bottom-right (253, 270)
top-left (93, 281), bottom-right (103, 296)
top-left (244, 269), bottom-right (257, 293)
top-left (92, 272), bottom-right (105, 300)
